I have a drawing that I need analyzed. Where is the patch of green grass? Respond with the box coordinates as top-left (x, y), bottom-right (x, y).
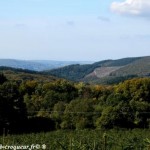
top-left (0, 129), bottom-right (150, 150)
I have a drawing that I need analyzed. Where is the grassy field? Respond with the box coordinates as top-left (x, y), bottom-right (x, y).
top-left (0, 129), bottom-right (150, 150)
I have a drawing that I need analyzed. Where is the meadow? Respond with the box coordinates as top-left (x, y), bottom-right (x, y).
top-left (1, 129), bottom-right (150, 150)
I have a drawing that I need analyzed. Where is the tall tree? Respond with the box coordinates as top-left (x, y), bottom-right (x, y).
top-left (0, 82), bottom-right (27, 133)
top-left (0, 73), bottom-right (7, 84)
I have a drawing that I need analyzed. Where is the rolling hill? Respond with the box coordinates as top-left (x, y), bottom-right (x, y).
top-left (46, 56), bottom-right (150, 84)
top-left (0, 66), bottom-right (57, 82)
top-left (1, 56), bottom-right (150, 85)
top-left (0, 59), bottom-right (92, 71)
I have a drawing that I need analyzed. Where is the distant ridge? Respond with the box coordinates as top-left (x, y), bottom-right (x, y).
top-left (1, 56), bottom-right (150, 85)
top-left (45, 56), bottom-right (150, 84)
top-left (0, 59), bottom-right (93, 71)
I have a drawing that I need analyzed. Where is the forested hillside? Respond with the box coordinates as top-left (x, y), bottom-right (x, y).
top-left (46, 56), bottom-right (145, 84)
top-left (1, 56), bottom-right (149, 85)
top-left (110, 56), bottom-right (150, 76)
top-left (44, 60), bottom-right (112, 81)
top-left (0, 71), bottom-right (150, 134)
top-left (0, 66), bottom-right (57, 82)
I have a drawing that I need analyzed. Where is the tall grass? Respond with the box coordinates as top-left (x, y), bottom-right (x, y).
top-left (0, 129), bottom-right (150, 150)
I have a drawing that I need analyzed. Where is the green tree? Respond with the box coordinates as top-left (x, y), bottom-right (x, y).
top-left (0, 82), bottom-right (27, 132)
top-left (61, 98), bottom-right (95, 129)
top-left (51, 101), bottom-right (66, 129)
top-left (0, 73), bottom-right (7, 84)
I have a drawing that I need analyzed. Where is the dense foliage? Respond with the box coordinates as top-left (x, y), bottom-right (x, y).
top-left (0, 72), bottom-right (150, 134)
top-left (0, 73), bottom-right (7, 84)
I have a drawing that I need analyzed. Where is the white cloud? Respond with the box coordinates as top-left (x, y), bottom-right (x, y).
top-left (111, 0), bottom-right (150, 16)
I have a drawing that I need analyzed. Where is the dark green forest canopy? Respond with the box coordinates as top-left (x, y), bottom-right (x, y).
top-left (0, 73), bottom-right (7, 84)
top-left (0, 72), bottom-right (150, 133)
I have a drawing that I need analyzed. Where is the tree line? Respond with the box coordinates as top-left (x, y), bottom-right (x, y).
top-left (0, 73), bottom-right (150, 134)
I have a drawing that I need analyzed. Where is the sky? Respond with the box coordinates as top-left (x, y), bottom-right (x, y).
top-left (0, 0), bottom-right (150, 61)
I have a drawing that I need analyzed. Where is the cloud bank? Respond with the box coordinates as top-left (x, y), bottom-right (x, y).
top-left (111, 0), bottom-right (150, 16)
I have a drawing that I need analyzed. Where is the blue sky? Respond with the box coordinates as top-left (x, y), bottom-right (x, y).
top-left (0, 0), bottom-right (150, 61)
